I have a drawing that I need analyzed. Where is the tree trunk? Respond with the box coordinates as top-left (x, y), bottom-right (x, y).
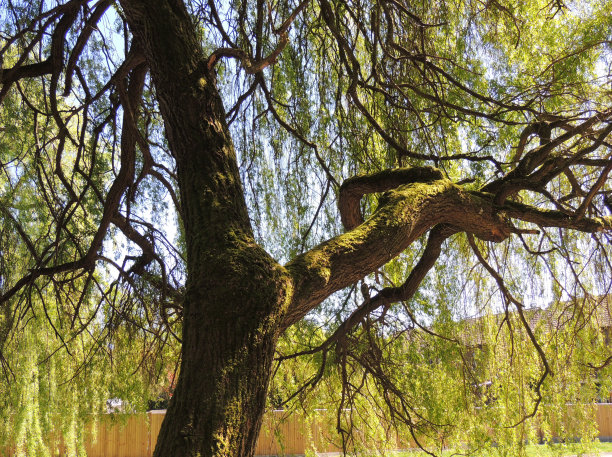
top-left (118, 2), bottom-right (292, 456)
top-left (153, 276), bottom-right (290, 457)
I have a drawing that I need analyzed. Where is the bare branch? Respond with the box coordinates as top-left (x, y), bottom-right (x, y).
top-left (206, 0), bottom-right (304, 76)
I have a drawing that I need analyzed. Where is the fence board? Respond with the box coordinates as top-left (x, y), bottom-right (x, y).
top-left (148, 410), bottom-right (165, 457)
top-left (597, 403), bottom-right (612, 438)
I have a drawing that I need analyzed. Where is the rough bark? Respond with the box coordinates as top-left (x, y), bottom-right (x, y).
top-left (116, 4), bottom-right (477, 454)
top-left (118, 1), bottom-right (292, 456)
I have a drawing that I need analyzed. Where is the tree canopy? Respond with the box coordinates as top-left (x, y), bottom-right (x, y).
top-left (1, 0), bottom-right (612, 456)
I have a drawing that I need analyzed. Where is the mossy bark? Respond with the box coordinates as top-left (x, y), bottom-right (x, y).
top-left (283, 178), bottom-right (514, 329)
top-left (119, 2), bottom-right (292, 456)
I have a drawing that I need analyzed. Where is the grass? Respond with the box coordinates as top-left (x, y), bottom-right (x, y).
top-left (522, 441), bottom-right (612, 457)
top-left (388, 441), bottom-right (612, 457)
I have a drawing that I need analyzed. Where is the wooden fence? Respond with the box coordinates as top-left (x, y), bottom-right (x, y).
top-left (79, 410), bottom-right (342, 457)
top-left (81, 404), bottom-right (612, 456)
top-left (6, 404), bottom-right (612, 456)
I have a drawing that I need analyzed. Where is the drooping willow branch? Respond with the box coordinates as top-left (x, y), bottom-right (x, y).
top-left (206, 0), bottom-right (308, 73)
top-left (467, 234), bottom-right (551, 427)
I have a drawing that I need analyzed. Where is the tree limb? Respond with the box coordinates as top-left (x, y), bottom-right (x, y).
top-left (284, 172), bottom-right (515, 329)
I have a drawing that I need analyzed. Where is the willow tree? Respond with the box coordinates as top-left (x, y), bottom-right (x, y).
top-left (1, 0), bottom-right (612, 456)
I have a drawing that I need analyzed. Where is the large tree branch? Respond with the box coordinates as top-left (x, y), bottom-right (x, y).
top-left (483, 192), bottom-right (612, 232)
top-left (280, 224), bottom-right (455, 346)
top-left (283, 166), bottom-right (612, 330)
top-left (283, 170), bottom-right (515, 329)
top-left (338, 167), bottom-right (444, 230)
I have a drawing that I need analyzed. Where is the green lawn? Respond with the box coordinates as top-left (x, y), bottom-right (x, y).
top-left (521, 441), bottom-right (612, 457)
top-left (390, 441), bottom-right (612, 457)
